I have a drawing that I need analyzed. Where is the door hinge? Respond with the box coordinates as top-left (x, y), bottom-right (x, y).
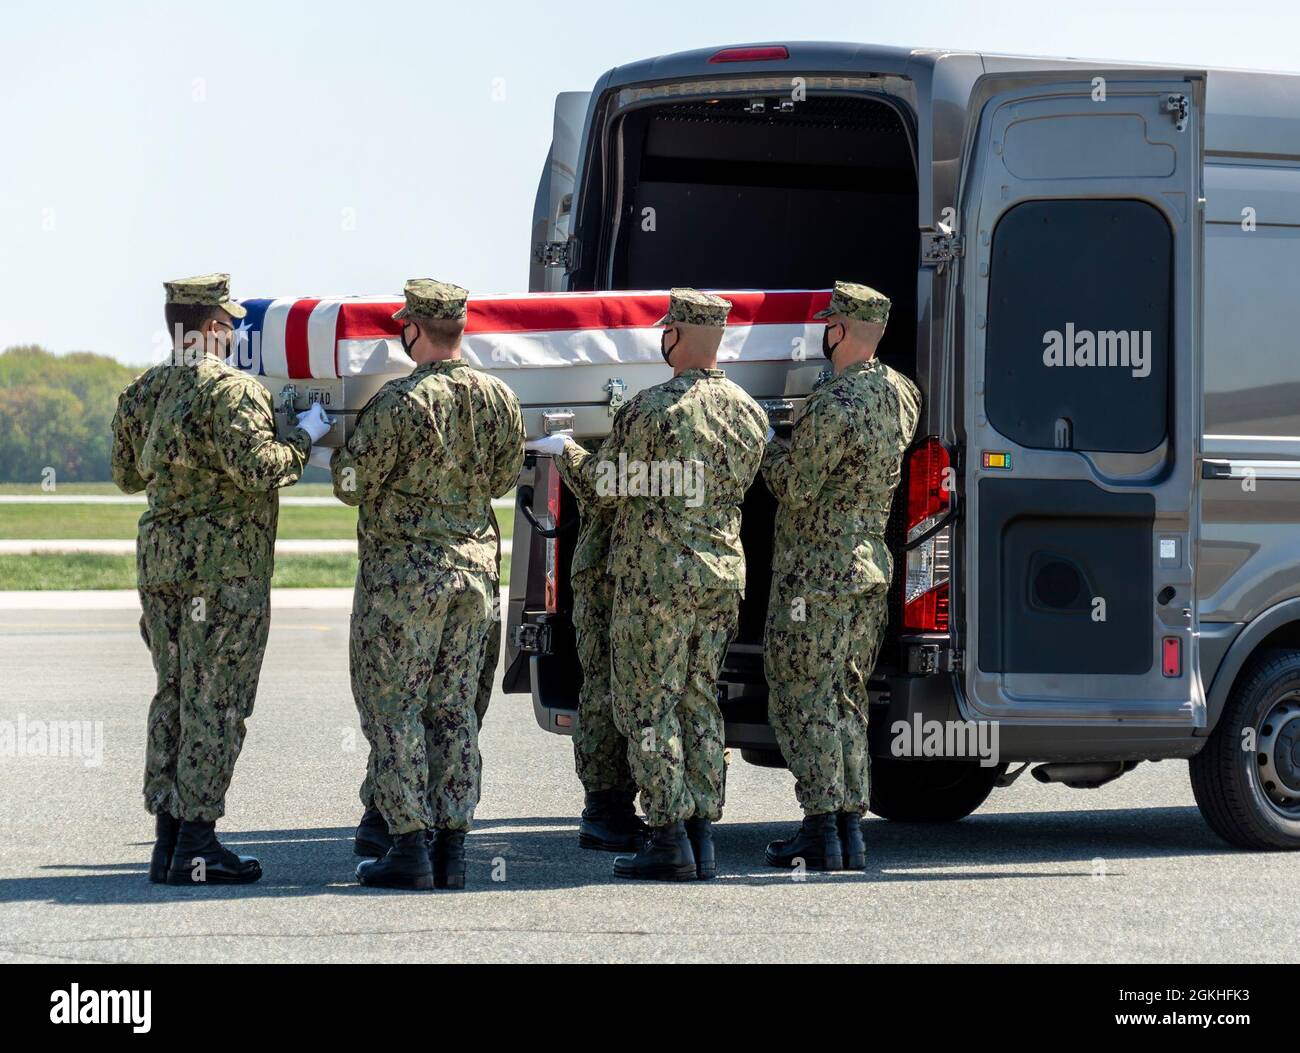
top-left (534, 238), bottom-right (576, 270)
top-left (1163, 93), bottom-right (1190, 133)
top-left (906, 643), bottom-right (963, 675)
top-left (921, 231), bottom-right (965, 270)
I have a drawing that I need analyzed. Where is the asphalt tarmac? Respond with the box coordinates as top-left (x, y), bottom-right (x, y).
top-left (0, 606), bottom-right (1295, 963)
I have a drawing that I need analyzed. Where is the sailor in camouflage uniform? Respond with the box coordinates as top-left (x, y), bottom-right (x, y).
top-left (330, 279), bottom-right (523, 891)
top-left (552, 455), bottom-right (645, 852)
top-left (111, 273), bottom-right (332, 885)
top-left (529, 289), bottom-right (767, 880)
top-left (762, 281), bottom-right (921, 871)
top-left (353, 502), bottom-right (505, 862)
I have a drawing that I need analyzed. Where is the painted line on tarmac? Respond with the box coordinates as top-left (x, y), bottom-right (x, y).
top-left (0, 495), bottom-right (516, 509)
top-left (0, 539), bottom-right (511, 557)
top-left (0, 588), bottom-right (356, 611)
top-left (0, 583), bottom-right (514, 612)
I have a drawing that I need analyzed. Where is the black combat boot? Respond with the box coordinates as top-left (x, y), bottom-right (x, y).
top-left (354, 806), bottom-right (392, 858)
top-left (612, 821), bottom-right (698, 881)
top-left (838, 811), bottom-right (866, 870)
top-left (764, 813), bottom-right (844, 871)
top-left (166, 820), bottom-right (262, 885)
top-left (148, 812), bottom-right (179, 883)
top-left (430, 829), bottom-right (466, 890)
top-left (356, 830), bottom-right (434, 890)
top-left (685, 817), bottom-right (716, 880)
top-left (577, 789), bottom-right (648, 852)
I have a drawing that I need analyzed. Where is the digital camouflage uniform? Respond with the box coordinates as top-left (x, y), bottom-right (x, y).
top-left (553, 447), bottom-right (635, 795)
top-left (474, 533), bottom-right (504, 733)
top-left (762, 282), bottom-right (921, 816)
top-left (111, 274), bottom-right (311, 822)
top-left (339, 280), bottom-right (523, 836)
top-left (559, 290), bottom-right (767, 827)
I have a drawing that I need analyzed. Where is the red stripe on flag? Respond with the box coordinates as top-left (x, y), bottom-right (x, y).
top-left (333, 290), bottom-right (833, 340)
top-left (284, 299), bottom-right (320, 379)
top-left (336, 302), bottom-right (404, 340)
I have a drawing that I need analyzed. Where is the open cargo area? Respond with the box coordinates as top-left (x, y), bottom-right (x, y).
top-left (513, 87), bottom-right (923, 742)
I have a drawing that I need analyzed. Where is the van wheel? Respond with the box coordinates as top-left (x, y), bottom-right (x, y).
top-left (1190, 648), bottom-right (1300, 849)
top-left (740, 748), bottom-right (787, 769)
top-left (868, 758), bottom-right (1004, 822)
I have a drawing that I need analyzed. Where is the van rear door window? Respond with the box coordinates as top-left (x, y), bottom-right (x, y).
top-left (984, 199), bottom-right (1172, 453)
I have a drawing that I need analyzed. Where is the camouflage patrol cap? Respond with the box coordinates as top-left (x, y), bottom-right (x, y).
top-left (163, 273), bottom-right (247, 319)
top-left (654, 288), bottom-right (733, 328)
top-left (392, 279), bottom-right (468, 322)
top-left (813, 281), bottom-right (891, 324)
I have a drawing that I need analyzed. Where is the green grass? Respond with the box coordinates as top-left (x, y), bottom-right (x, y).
top-left (0, 503), bottom-right (513, 541)
top-left (0, 553), bottom-right (511, 591)
top-left (0, 553), bottom-right (146, 590)
top-left (0, 503), bottom-right (358, 540)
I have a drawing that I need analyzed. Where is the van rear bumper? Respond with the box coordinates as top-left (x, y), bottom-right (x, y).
top-left (528, 655), bottom-right (1203, 764)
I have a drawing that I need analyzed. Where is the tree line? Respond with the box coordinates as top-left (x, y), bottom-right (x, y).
top-left (0, 346), bottom-right (142, 483)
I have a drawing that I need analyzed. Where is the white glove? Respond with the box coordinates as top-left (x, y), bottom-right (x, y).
top-left (307, 446), bottom-right (333, 470)
top-left (524, 435), bottom-right (573, 457)
top-left (296, 403), bottom-right (331, 442)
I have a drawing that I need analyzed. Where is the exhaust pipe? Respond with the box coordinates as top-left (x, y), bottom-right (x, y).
top-left (1030, 760), bottom-right (1139, 789)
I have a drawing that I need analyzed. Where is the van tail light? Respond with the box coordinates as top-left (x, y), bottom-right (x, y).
top-left (543, 463), bottom-right (561, 615)
top-left (903, 438), bottom-right (953, 633)
top-left (708, 46), bottom-right (789, 63)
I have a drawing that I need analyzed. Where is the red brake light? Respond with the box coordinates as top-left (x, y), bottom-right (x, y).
top-left (708, 46), bottom-right (790, 64)
top-left (905, 582), bottom-right (949, 634)
top-left (906, 437), bottom-right (952, 533)
top-left (902, 437), bottom-right (953, 634)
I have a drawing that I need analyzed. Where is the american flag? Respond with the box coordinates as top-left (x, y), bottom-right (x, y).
top-left (232, 289), bottom-right (834, 380)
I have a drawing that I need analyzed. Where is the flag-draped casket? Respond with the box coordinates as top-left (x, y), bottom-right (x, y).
top-left (232, 289), bottom-right (834, 443)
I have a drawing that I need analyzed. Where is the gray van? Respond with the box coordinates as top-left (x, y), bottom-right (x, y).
top-left (501, 41), bottom-right (1300, 850)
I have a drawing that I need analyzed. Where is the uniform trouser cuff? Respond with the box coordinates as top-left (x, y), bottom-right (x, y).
top-left (180, 805), bottom-right (225, 823)
top-left (144, 790), bottom-right (180, 818)
top-left (644, 806), bottom-right (693, 826)
top-left (579, 779), bottom-right (639, 795)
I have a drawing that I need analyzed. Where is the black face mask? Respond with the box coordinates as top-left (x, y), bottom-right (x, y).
top-left (400, 321), bottom-right (417, 358)
top-left (660, 327), bottom-right (679, 366)
top-left (821, 323), bottom-right (844, 360)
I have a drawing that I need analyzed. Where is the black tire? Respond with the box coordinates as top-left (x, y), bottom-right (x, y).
top-left (740, 748), bottom-right (788, 769)
top-left (1190, 648), bottom-right (1300, 850)
top-left (868, 758), bottom-right (1004, 822)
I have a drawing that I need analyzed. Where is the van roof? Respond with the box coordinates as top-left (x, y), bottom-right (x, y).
top-left (601, 39), bottom-right (1300, 89)
top-left (598, 41), bottom-right (1300, 159)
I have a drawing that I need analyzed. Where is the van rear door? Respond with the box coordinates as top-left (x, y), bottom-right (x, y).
top-left (529, 91), bottom-right (591, 293)
top-left (955, 71), bottom-right (1206, 726)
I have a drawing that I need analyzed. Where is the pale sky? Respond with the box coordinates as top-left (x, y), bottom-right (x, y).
top-left (2, 0), bottom-right (1298, 365)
